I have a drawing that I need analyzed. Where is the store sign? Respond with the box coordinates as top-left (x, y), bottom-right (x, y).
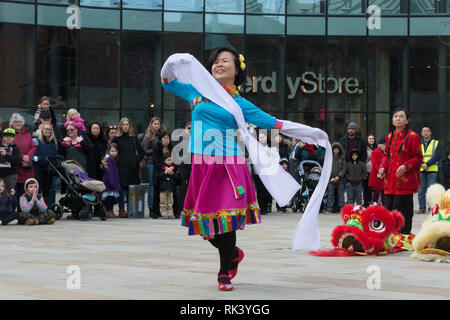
top-left (245, 71), bottom-right (364, 99)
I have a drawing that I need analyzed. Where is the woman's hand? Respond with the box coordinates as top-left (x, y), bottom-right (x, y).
top-left (23, 155), bottom-right (30, 163)
top-left (396, 164), bottom-right (407, 178)
top-left (76, 136), bottom-right (84, 143)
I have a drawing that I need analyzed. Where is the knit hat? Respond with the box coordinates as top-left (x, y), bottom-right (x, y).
top-left (348, 122), bottom-right (358, 131)
top-left (24, 178), bottom-right (39, 193)
top-left (279, 157), bottom-right (288, 166)
top-left (378, 138), bottom-right (386, 145)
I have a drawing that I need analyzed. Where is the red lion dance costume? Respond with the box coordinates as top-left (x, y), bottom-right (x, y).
top-left (310, 204), bottom-right (414, 256)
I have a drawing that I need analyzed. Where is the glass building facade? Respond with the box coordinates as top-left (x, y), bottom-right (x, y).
top-left (0, 0), bottom-right (449, 150)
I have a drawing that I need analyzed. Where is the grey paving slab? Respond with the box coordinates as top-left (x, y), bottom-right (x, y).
top-left (0, 206), bottom-right (448, 300)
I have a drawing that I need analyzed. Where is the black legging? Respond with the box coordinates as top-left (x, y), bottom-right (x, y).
top-left (385, 194), bottom-right (414, 234)
top-left (208, 231), bottom-right (237, 276)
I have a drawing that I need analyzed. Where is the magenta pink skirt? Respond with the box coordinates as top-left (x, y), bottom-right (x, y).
top-left (182, 154), bottom-right (260, 239)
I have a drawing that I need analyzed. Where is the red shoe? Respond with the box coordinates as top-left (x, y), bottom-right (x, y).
top-left (218, 274), bottom-right (233, 291)
top-left (228, 247), bottom-right (244, 280)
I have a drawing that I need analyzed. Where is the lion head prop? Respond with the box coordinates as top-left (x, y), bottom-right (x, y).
top-left (310, 204), bottom-right (414, 257)
top-left (411, 184), bottom-right (450, 263)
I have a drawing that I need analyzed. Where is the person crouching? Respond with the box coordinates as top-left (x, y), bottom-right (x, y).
top-left (19, 178), bottom-right (55, 225)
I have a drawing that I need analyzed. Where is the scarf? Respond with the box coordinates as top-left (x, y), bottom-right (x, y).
top-left (161, 53), bottom-right (332, 250)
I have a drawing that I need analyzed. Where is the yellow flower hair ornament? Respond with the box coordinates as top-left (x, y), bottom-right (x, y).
top-left (239, 54), bottom-right (246, 70)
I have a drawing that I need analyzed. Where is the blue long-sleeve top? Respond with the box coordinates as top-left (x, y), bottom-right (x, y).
top-left (162, 78), bottom-right (282, 156)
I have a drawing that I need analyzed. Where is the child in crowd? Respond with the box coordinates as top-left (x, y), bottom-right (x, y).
top-left (0, 128), bottom-right (21, 191)
top-left (102, 143), bottom-right (121, 219)
top-left (369, 138), bottom-right (386, 206)
top-left (158, 153), bottom-right (179, 219)
top-left (326, 142), bottom-right (346, 213)
top-left (276, 158), bottom-right (289, 213)
top-left (19, 178), bottom-right (55, 225)
top-left (346, 149), bottom-right (367, 206)
top-left (65, 108), bottom-right (86, 135)
top-left (33, 96), bottom-right (57, 127)
top-left (0, 178), bottom-right (18, 225)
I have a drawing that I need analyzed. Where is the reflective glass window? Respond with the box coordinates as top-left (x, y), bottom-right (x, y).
top-left (164, 12), bottom-right (203, 32)
top-left (123, 10), bottom-right (162, 31)
top-left (38, 0), bottom-right (78, 4)
top-left (0, 2), bottom-right (35, 24)
top-left (205, 0), bottom-right (244, 13)
top-left (123, 0), bottom-right (162, 9)
top-left (80, 7), bottom-right (120, 29)
top-left (246, 15), bottom-right (285, 34)
top-left (0, 23), bottom-right (35, 108)
top-left (368, 0), bottom-right (408, 15)
top-left (367, 17), bottom-right (407, 36)
top-left (410, 37), bottom-right (449, 114)
top-left (328, 17), bottom-right (366, 36)
top-left (246, 0), bottom-right (285, 14)
top-left (286, 37), bottom-right (325, 112)
top-left (80, 0), bottom-right (120, 8)
top-left (327, 37), bottom-right (366, 112)
top-left (328, 0), bottom-right (365, 15)
top-left (244, 36), bottom-right (285, 112)
top-left (410, 18), bottom-right (450, 36)
top-left (37, 26), bottom-right (77, 110)
top-left (121, 31), bottom-right (162, 132)
top-left (164, 0), bottom-right (203, 12)
top-left (38, 5), bottom-right (71, 27)
top-left (410, 0), bottom-right (446, 14)
top-left (79, 30), bottom-right (120, 109)
top-left (205, 14), bottom-right (244, 34)
top-left (287, 0), bottom-right (325, 15)
top-left (367, 37), bottom-right (408, 139)
top-left (286, 16), bottom-right (325, 35)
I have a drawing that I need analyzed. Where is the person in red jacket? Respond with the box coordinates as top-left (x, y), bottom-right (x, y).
top-left (9, 113), bottom-right (37, 205)
top-left (378, 108), bottom-right (422, 234)
top-left (368, 138), bottom-right (386, 206)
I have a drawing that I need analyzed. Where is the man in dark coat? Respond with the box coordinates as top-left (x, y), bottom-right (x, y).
top-left (339, 121), bottom-right (367, 163)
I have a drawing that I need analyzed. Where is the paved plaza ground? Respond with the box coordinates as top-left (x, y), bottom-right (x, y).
top-left (0, 199), bottom-right (449, 301)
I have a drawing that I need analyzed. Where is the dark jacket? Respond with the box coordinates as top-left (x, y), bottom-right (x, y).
top-left (102, 156), bottom-right (121, 192)
top-left (32, 136), bottom-right (58, 171)
top-left (0, 142), bottom-right (21, 176)
top-left (142, 135), bottom-right (157, 165)
top-left (330, 142), bottom-right (346, 184)
top-left (346, 160), bottom-right (367, 185)
top-left (442, 159), bottom-right (450, 190)
top-left (339, 133), bottom-right (367, 163)
top-left (0, 192), bottom-right (17, 216)
top-left (158, 165), bottom-right (180, 192)
top-left (111, 134), bottom-right (144, 186)
top-left (88, 133), bottom-right (107, 181)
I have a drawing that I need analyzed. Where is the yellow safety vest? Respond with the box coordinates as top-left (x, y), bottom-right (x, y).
top-left (421, 139), bottom-right (439, 172)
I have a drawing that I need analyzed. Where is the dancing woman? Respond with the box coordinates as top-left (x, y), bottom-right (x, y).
top-left (161, 47), bottom-right (332, 291)
top-left (162, 47), bottom-right (285, 291)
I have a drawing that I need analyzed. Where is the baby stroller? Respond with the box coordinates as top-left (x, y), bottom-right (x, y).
top-left (291, 160), bottom-right (327, 213)
top-left (48, 158), bottom-right (107, 221)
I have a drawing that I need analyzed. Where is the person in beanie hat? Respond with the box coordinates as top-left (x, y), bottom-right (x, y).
top-left (338, 121), bottom-right (367, 163)
top-left (19, 178), bottom-right (55, 225)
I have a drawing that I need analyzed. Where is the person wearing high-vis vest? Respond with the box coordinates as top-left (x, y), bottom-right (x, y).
top-left (418, 126), bottom-right (441, 213)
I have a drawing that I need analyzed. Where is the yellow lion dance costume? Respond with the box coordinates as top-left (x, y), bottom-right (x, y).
top-left (411, 184), bottom-right (450, 263)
